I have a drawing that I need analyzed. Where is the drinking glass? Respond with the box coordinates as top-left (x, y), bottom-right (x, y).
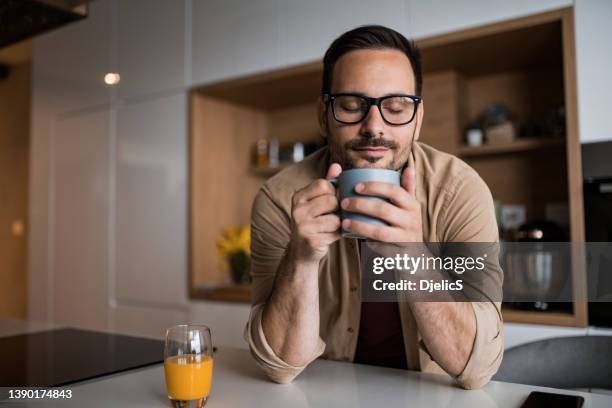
top-left (164, 325), bottom-right (214, 407)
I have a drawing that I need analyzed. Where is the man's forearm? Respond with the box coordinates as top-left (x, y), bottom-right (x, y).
top-left (261, 246), bottom-right (321, 366)
top-left (409, 301), bottom-right (476, 376)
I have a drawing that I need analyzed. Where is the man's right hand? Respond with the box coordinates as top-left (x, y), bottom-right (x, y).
top-left (289, 163), bottom-right (343, 264)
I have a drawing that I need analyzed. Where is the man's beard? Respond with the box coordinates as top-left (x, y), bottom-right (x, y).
top-left (327, 132), bottom-right (408, 170)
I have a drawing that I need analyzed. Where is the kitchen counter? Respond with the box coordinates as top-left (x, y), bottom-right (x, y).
top-left (2, 320), bottom-right (612, 407)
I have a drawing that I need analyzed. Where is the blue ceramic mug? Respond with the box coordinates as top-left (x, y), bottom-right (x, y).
top-left (329, 168), bottom-right (401, 238)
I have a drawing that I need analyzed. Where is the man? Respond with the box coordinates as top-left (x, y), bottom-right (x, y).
top-left (244, 25), bottom-right (503, 390)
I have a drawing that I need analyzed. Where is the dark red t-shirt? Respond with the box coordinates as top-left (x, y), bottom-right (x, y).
top-left (354, 239), bottom-right (407, 369)
top-left (353, 301), bottom-right (408, 369)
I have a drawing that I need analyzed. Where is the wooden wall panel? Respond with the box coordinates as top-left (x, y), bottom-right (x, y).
top-left (268, 102), bottom-right (321, 144)
top-left (190, 94), bottom-right (268, 288)
top-left (0, 63), bottom-right (30, 319)
top-left (420, 70), bottom-right (464, 155)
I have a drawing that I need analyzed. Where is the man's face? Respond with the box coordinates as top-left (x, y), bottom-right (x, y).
top-left (320, 48), bottom-right (424, 170)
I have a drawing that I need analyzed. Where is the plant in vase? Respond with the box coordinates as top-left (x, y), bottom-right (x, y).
top-left (217, 225), bottom-right (251, 284)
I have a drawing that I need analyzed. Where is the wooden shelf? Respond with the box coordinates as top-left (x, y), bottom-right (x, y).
top-left (502, 307), bottom-right (578, 327)
top-left (191, 284), bottom-right (252, 303)
top-left (458, 138), bottom-right (565, 158)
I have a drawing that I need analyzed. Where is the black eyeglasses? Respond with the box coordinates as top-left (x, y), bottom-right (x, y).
top-left (323, 93), bottom-right (421, 125)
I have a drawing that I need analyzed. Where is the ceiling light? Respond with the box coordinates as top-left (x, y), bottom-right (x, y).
top-left (104, 72), bottom-right (120, 85)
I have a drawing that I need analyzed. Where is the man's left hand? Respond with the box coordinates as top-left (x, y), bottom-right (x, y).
top-left (340, 166), bottom-right (423, 242)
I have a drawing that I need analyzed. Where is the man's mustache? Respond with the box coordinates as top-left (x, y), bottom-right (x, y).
top-left (345, 138), bottom-right (398, 150)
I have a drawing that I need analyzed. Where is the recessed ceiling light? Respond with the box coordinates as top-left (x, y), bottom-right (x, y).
top-left (104, 72), bottom-right (120, 85)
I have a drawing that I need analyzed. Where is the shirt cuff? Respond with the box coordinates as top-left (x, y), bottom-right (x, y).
top-left (454, 302), bottom-right (504, 389)
top-left (244, 303), bottom-right (326, 384)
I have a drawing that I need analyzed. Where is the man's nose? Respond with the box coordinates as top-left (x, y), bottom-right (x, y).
top-left (360, 104), bottom-right (386, 136)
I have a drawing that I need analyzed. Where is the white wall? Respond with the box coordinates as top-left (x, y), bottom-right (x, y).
top-left (30, 0), bottom-right (607, 349)
top-left (574, 0), bottom-right (612, 143)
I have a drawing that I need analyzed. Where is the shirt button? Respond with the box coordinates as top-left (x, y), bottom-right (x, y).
top-left (347, 327), bottom-right (354, 333)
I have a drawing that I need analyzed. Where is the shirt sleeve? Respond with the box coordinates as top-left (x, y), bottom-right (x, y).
top-left (243, 187), bottom-right (326, 384)
top-left (439, 170), bottom-right (505, 390)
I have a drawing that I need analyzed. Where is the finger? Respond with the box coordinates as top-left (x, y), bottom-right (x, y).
top-left (303, 214), bottom-right (341, 234)
top-left (341, 197), bottom-right (406, 227)
top-left (294, 178), bottom-right (336, 204)
top-left (341, 218), bottom-right (401, 242)
top-left (326, 162), bottom-right (342, 180)
top-left (354, 181), bottom-right (412, 209)
top-left (306, 194), bottom-right (339, 218)
top-left (401, 166), bottom-right (417, 197)
top-left (322, 231), bottom-right (343, 245)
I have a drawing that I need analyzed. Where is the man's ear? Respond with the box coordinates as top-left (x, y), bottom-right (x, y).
top-left (317, 96), bottom-right (328, 139)
top-left (413, 100), bottom-right (424, 141)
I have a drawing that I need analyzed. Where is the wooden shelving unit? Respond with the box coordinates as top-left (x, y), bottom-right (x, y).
top-left (458, 138), bottom-right (565, 158)
top-left (501, 307), bottom-right (577, 327)
top-left (417, 8), bottom-right (586, 327)
top-left (189, 7), bottom-right (588, 327)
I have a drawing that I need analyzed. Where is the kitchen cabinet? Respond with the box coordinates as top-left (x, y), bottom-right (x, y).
top-left (191, 0), bottom-right (284, 86)
top-left (282, 0), bottom-right (409, 67)
top-left (115, 92), bottom-right (189, 307)
top-left (574, 0), bottom-right (612, 143)
top-left (116, 0), bottom-right (188, 99)
top-left (52, 110), bottom-right (110, 331)
top-left (32, 0), bottom-right (112, 114)
top-left (110, 302), bottom-right (188, 339)
top-left (406, 0), bottom-right (571, 39)
top-left (188, 302), bottom-right (251, 349)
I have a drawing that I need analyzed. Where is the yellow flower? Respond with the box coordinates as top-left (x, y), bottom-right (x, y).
top-left (217, 225), bottom-right (251, 258)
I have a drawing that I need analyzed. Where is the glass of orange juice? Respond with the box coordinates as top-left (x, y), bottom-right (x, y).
top-left (164, 325), bottom-right (214, 407)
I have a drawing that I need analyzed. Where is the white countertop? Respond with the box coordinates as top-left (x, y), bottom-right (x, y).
top-left (2, 321), bottom-right (612, 407)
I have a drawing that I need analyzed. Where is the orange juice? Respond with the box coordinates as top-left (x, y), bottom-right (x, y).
top-left (164, 354), bottom-right (214, 401)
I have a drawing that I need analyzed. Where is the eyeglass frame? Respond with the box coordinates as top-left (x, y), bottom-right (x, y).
top-left (323, 93), bottom-right (422, 126)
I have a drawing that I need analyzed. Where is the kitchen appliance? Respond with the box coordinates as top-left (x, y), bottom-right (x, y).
top-left (0, 328), bottom-right (163, 387)
top-left (583, 141), bottom-right (612, 327)
top-left (503, 220), bottom-right (571, 312)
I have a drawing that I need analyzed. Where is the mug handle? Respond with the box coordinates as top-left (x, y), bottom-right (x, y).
top-left (327, 178), bottom-right (341, 215)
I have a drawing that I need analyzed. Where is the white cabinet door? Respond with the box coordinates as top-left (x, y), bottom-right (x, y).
top-left (117, 0), bottom-right (187, 99)
top-left (191, 0), bottom-right (284, 85)
top-left (110, 303), bottom-right (189, 339)
top-left (115, 92), bottom-right (188, 307)
top-left (52, 110), bottom-right (110, 331)
top-left (405, 0), bottom-right (572, 39)
top-left (283, 0), bottom-right (409, 67)
top-left (32, 0), bottom-right (112, 114)
top-left (189, 301), bottom-right (251, 349)
top-left (575, 0), bottom-right (612, 143)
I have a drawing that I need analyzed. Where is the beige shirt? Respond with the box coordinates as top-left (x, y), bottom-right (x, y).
top-left (244, 142), bottom-right (504, 390)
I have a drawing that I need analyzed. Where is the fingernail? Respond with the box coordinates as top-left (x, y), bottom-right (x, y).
top-left (355, 183), bottom-right (364, 192)
top-left (341, 198), bottom-right (349, 209)
top-left (342, 219), bottom-right (351, 229)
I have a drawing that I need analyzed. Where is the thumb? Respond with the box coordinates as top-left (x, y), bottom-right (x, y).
top-left (401, 165), bottom-right (417, 197)
top-left (326, 162), bottom-right (342, 180)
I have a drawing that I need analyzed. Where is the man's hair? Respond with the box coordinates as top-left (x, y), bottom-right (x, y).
top-left (322, 25), bottom-right (422, 96)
